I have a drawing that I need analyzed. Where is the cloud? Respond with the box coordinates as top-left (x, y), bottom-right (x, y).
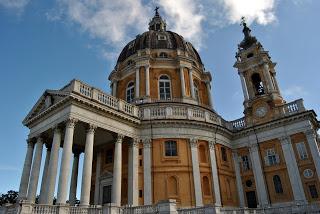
top-left (48, 0), bottom-right (306, 61)
top-left (220, 0), bottom-right (277, 25)
top-left (158, 0), bottom-right (205, 48)
top-left (0, 0), bottom-right (30, 11)
top-left (282, 85), bottom-right (308, 98)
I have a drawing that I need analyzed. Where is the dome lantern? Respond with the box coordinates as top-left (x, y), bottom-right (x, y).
top-left (148, 7), bottom-right (166, 31)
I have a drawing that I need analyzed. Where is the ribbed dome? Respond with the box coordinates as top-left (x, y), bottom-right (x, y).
top-left (116, 30), bottom-right (203, 66)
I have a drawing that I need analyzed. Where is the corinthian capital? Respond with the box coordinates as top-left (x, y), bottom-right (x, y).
top-left (143, 138), bottom-right (152, 148)
top-left (116, 134), bottom-right (124, 143)
top-left (190, 138), bottom-right (198, 148)
top-left (65, 118), bottom-right (78, 128)
top-left (86, 124), bottom-right (97, 134)
top-left (208, 141), bottom-right (216, 150)
top-left (305, 129), bottom-right (316, 138)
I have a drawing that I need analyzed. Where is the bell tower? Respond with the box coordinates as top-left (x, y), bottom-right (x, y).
top-left (234, 18), bottom-right (285, 125)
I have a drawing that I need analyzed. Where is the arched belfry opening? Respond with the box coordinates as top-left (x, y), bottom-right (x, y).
top-left (251, 73), bottom-right (265, 95)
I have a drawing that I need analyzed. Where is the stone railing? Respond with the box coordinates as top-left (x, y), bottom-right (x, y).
top-left (121, 204), bottom-right (158, 214)
top-left (33, 204), bottom-right (58, 214)
top-left (227, 99), bottom-right (306, 132)
top-left (139, 104), bottom-right (221, 125)
top-left (68, 79), bottom-right (139, 118)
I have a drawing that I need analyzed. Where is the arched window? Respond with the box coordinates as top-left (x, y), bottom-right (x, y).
top-left (159, 75), bottom-right (171, 100)
top-left (198, 145), bottom-right (207, 163)
top-left (273, 175), bottom-right (283, 194)
top-left (202, 176), bottom-right (211, 196)
top-left (126, 82), bottom-right (135, 103)
top-left (194, 81), bottom-right (200, 102)
top-left (168, 176), bottom-right (178, 196)
top-left (251, 73), bottom-right (265, 95)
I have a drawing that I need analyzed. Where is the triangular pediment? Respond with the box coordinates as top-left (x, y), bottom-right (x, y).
top-left (22, 90), bottom-right (70, 125)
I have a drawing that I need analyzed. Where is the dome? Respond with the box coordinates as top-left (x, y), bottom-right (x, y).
top-left (116, 10), bottom-right (203, 66)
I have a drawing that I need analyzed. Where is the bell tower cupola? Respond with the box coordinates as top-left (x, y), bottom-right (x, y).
top-left (234, 18), bottom-right (285, 124)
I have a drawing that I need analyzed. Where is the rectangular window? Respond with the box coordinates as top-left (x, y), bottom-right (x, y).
top-left (139, 159), bottom-right (143, 166)
top-left (165, 141), bottom-right (177, 156)
top-left (309, 185), bottom-right (319, 198)
top-left (139, 148), bottom-right (142, 156)
top-left (105, 149), bottom-right (113, 164)
top-left (296, 142), bottom-right (308, 160)
top-left (139, 190), bottom-right (143, 198)
top-left (242, 155), bottom-right (250, 171)
top-left (264, 148), bottom-right (280, 166)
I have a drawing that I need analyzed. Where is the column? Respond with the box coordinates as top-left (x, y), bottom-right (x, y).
top-left (80, 124), bottom-right (96, 206)
top-left (112, 81), bottom-right (117, 97)
top-left (190, 138), bottom-right (203, 207)
top-left (205, 81), bottom-right (214, 108)
top-left (145, 65), bottom-right (150, 97)
top-left (39, 144), bottom-right (51, 204)
top-left (112, 134), bottom-right (124, 206)
top-left (143, 138), bottom-right (152, 205)
top-left (128, 139), bottom-right (139, 205)
top-left (263, 63), bottom-right (274, 92)
top-left (94, 151), bottom-right (102, 205)
top-left (135, 67), bottom-right (140, 98)
top-left (180, 66), bottom-right (186, 97)
top-left (27, 137), bottom-right (44, 203)
top-left (305, 130), bottom-right (320, 182)
top-left (249, 143), bottom-right (269, 207)
top-left (239, 72), bottom-right (249, 101)
top-left (44, 127), bottom-right (62, 204)
top-left (18, 139), bottom-right (35, 200)
top-left (57, 118), bottom-right (77, 204)
top-left (69, 151), bottom-right (80, 206)
top-left (232, 151), bottom-right (245, 207)
top-left (189, 69), bottom-right (195, 99)
top-left (280, 136), bottom-right (307, 203)
top-left (208, 141), bottom-right (221, 206)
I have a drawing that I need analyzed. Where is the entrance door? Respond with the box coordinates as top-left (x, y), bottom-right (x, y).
top-left (102, 185), bottom-right (112, 204)
top-left (246, 191), bottom-right (257, 208)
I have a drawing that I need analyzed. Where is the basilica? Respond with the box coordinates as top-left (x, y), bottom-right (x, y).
top-left (12, 9), bottom-right (320, 214)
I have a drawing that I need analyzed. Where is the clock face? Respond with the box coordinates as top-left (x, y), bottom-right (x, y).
top-left (255, 106), bottom-right (267, 118)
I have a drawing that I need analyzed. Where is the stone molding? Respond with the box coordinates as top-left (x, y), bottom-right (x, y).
top-left (26, 139), bottom-right (35, 148)
top-left (305, 129), bottom-right (316, 138)
top-left (279, 136), bottom-right (291, 145)
top-left (129, 138), bottom-right (140, 148)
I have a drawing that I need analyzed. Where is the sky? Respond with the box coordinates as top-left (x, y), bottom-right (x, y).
top-left (0, 0), bottom-right (319, 196)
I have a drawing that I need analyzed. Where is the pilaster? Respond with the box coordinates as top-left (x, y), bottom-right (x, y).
top-left (208, 141), bottom-right (221, 206)
top-left (143, 138), bottom-right (152, 205)
top-left (190, 138), bottom-right (203, 207)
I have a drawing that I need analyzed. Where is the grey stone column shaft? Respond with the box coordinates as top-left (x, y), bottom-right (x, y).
top-left (80, 125), bottom-right (96, 206)
top-left (18, 140), bottom-right (35, 200)
top-left (44, 128), bottom-right (62, 204)
top-left (305, 130), bottom-right (320, 182)
top-left (57, 119), bottom-right (77, 204)
top-left (128, 139), bottom-right (139, 205)
top-left (143, 138), bottom-right (152, 205)
top-left (112, 81), bottom-right (117, 97)
top-left (208, 141), bottom-right (221, 206)
top-left (180, 67), bottom-right (186, 97)
top-left (239, 72), bottom-right (249, 100)
top-left (280, 136), bottom-right (306, 203)
top-left (27, 137), bottom-right (44, 203)
top-left (206, 81), bottom-right (213, 108)
top-left (232, 151), bottom-right (245, 207)
top-left (189, 69), bottom-right (195, 99)
top-left (94, 151), bottom-right (102, 205)
top-left (39, 146), bottom-right (51, 204)
top-left (112, 134), bottom-right (124, 206)
top-left (190, 138), bottom-right (203, 207)
top-left (145, 65), bottom-right (150, 97)
top-left (69, 152), bottom-right (80, 206)
top-left (135, 67), bottom-right (140, 98)
top-left (249, 142), bottom-right (269, 207)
